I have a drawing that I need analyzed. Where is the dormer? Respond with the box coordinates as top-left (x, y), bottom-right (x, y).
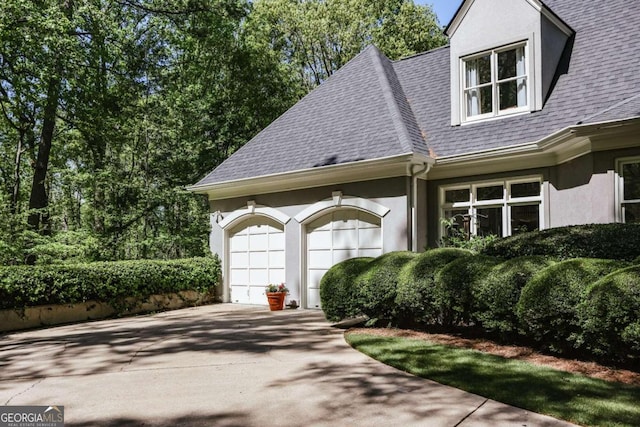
top-left (447, 0), bottom-right (573, 126)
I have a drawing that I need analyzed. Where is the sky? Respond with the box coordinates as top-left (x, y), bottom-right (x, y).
top-left (416, 0), bottom-right (462, 26)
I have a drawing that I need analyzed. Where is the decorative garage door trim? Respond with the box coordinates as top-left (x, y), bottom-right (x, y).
top-left (295, 192), bottom-right (390, 223)
top-left (219, 201), bottom-right (290, 229)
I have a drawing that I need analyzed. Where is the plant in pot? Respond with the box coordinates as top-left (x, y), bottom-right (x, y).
top-left (265, 283), bottom-right (289, 311)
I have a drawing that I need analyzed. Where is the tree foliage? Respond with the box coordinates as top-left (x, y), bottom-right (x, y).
top-left (0, 0), bottom-right (448, 263)
top-left (246, 0), bottom-right (447, 88)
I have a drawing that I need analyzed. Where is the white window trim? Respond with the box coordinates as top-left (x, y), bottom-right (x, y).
top-left (461, 41), bottom-right (530, 123)
top-left (615, 157), bottom-right (640, 223)
top-left (439, 176), bottom-right (544, 239)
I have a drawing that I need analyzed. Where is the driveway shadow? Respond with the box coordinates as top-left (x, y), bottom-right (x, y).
top-left (0, 306), bottom-right (339, 382)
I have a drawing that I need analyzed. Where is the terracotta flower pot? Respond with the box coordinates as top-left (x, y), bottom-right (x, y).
top-left (266, 292), bottom-right (286, 311)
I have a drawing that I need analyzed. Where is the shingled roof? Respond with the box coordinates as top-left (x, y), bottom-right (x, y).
top-left (193, 0), bottom-right (640, 189)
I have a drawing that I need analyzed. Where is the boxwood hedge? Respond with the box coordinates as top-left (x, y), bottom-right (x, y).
top-left (578, 265), bottom-right (640, 362)
top-left (356, 251), bottom-right (418, 326)
top-left (482, 223), bottom-right (640, 261)
top-left (433, 254), bottom-right (502, 326)
top-left (318, 242), bottom-right (640, 363)
top-left (516, 258), bottom-right (628, 354)
top-left (395, 248), bottom-right (473, 327)
top-left (472, 256), bottom-right (556, 336)
top-left (319, 257), bottom-right (373, 322)
top-left (0, 257), bottom-right (221, 310)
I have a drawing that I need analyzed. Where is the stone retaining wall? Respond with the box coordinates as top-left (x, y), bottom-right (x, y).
top-left (0, 290), bottom-right (216, 333)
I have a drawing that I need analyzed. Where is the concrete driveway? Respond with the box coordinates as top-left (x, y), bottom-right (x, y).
top-left (0, 304), bottom-right (576, 426)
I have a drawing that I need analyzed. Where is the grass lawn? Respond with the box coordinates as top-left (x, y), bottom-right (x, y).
top-left (346, 332), bottom-right (640, 427)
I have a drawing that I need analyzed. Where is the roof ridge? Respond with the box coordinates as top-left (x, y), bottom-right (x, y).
top-left (368, 46), bottom-right (421, 155)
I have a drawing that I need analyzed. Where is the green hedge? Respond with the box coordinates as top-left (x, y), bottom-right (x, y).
top-left (472, 256), bottom-right (556, 336)
top-left (482, 223), bottom-right (640, 261)
top-left (395, 248), bottom-right (473, 327)
top-left (516, 258), bottom-right (628, 354)
top-left (319, 257), bottom-right (373, 322)
top-left (356, 251), bottom-right (417, 326)
top-left (578, 265), bottom-right (640, 362)
top-left (0, 257), bottom-right (221, 310)
top-left (433, 254), bottom-right (502, 326)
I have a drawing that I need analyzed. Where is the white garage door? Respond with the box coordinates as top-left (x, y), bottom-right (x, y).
top-left (306, 209), bottom-right (382, 308)
top-left (228, 217), bottom-right (285, 305)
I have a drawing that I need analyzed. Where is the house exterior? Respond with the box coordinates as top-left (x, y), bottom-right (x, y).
top-left (188, 0), bottom-right (640, 308)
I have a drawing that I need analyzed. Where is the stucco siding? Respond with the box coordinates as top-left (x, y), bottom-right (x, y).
top-left (548, 154), bottom-right (612, 227)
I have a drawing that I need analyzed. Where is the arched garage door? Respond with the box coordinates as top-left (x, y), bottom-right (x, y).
top-left (228, 216), bottom-right (285, 305)
top-left (306, 209), bottom-right (382, 308)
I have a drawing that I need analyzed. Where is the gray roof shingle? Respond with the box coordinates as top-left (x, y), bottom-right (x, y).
top-left (195, 0), bottom-right (640, 187)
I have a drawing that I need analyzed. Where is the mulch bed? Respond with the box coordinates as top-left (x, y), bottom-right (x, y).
top-left (348, 327), bottom-right (640, 386)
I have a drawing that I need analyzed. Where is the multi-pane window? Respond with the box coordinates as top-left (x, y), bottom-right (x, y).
top-left (618, 159), bottom-right (640, 223)
top-left (463, 43), bottom-right (528, 120)
top-left (440, 178), bottom-right (542, 239)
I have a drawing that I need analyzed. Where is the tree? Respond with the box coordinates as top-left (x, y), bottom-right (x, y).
top-left (245, 0), bottom-right (448, 89)
top-left (0, 0), bottom-right (447, 264)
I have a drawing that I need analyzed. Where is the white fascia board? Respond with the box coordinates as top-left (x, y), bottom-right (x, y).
top-left (445, 0), bottom-right (473, 37)
top-left (447, 0), bottom-right (572, 38)
top-left (188, 153), bottom-right (432, 201)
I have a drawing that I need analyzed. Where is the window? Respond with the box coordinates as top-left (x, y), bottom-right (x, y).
top-left (440, 178), bottom-right (542, 239)
top-left (617, 158), bottom-right (640, 223)
top-left (463, 43), bottom-right (528, 121)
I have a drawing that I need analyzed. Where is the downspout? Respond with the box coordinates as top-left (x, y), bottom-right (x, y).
top-left (411, 162), bottom-right (432, 252)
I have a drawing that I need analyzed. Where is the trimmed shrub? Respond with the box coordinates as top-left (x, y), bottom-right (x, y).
top-left (319, 257), bottom-right (373, 322)
top-left (472, 256), bottom-right (556, 336)
top-left (0, 257), bottom-right (221, 310)
top-left (395, 248), bottom-right (473, 326)
top-left (516, 258), bottom-right (628, 354)
top-left (577, 265), bottom-right (640, 362)
top-left (433, 254), bottom-right (502, 326)
top-left (356, 251), bottom-right (418, 326)
top-left (482, 223), bottom-right (640, 261)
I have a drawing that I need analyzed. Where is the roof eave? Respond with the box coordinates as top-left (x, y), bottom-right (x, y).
top-left (187, 153), bottom-right (434, 200)
top-left (429, 117), bottom-right (640, 179)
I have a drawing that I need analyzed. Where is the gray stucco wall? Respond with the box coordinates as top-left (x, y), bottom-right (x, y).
top-left (541, 14), bottom-right (571, 103)
top-left (548, 148), bottom-right (640, 227)
top-left (548, 153), bottom-right (612, 227)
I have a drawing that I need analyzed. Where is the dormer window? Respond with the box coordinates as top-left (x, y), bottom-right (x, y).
top-left (463, 43), bottom-right (528, 121)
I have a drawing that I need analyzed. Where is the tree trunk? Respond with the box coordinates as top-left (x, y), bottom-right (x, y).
top-left (27, 75), bottom-right (60, 234)
top-left (10, 131), bottom-right (24, 216)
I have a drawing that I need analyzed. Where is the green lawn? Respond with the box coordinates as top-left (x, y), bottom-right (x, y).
top-left (346, 332), bottom-right (640, 427)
